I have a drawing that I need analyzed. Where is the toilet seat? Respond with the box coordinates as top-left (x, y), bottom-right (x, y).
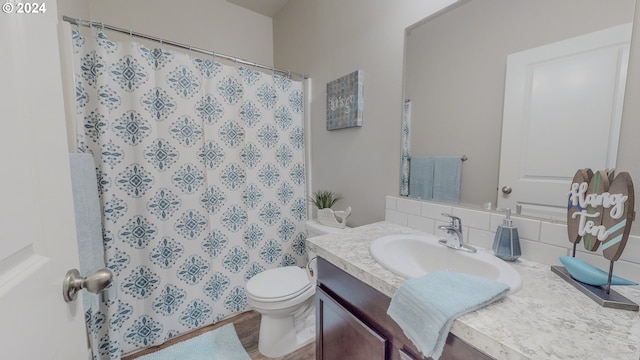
top-left (246, 266), bottom-right (312, 303)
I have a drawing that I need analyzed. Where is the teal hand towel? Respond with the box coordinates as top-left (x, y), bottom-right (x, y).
top-left (409, 156), bottom-right (434, 199)
top-left (432, 156), bottom-right (462, 203)
top-left (387, 271), bottom-right (509, 359)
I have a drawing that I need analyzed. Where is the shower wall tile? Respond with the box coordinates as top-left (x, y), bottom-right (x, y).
top-left (421, 202), bottom-right (452, 220)
top-left (385, 209), bottom-right (408, 227)
top-left (468, 228), bottom-right (494, 250)
top-left (620, 235), bottom-right (640, 264)
top-left (540, 222), bottom-right (570, 248)
top-left (396, 197), bottom-right (421, 215)
top-left (451, 207), bottom-right (491, 231)
top-left (519, 239), bottom-right (568, 266)
top-left (609, 259), bottom-right (640, 286)
top-left (407, 214), bottom-right (434, 233)
top-left (385, 196), bottom-right (397, 210)
top-left (511, 216), bottom-right (541, 242)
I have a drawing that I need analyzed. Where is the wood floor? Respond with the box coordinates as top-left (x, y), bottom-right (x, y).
top-left (122, 311), bottom-right (315, 360)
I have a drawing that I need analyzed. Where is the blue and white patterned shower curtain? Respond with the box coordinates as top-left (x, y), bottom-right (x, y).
top-left (71, 28), bottom-right (307, 358)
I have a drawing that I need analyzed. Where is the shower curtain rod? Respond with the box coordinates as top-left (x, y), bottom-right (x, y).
top-left (62, 16), bottom-right (309, 80)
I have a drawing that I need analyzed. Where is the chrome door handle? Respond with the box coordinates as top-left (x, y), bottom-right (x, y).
top-left (501, 186), bottom-right (513, 195)
top-left (63, 268), bottom-right (113, 302)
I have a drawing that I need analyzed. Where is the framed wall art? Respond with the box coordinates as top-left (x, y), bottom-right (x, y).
top-left (326, 69), bottom-right (364, 130)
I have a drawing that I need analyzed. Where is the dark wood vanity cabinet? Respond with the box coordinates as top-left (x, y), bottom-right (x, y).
top-left (315, 257), bottom-right (494, 360)
top-left (316, 288), bottom-right (388, 360)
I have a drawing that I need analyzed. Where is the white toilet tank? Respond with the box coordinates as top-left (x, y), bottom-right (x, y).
top-left (305, 219), bottom-right (350, 238)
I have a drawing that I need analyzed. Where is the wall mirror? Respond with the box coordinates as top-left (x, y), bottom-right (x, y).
top-left (402, 0), bottom-right (636, 220)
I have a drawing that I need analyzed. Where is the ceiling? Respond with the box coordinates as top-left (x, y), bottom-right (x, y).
top-left (227, 0), bottom-right (290, 18)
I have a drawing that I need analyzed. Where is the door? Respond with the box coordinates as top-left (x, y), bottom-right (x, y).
top-left (497, 23), bottom-right (631, 218)
top-left (0, 3), bottom-right (87, 359)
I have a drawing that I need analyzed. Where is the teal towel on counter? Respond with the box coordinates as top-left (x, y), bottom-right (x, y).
top-left (432, 156), bottom-right (462, 203)
top-left (387, 271), bottom-right (509, 359)
top-left (409, 156), bottom-right (434, 199)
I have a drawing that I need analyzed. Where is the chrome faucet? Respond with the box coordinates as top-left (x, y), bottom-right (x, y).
top-left (438, 213), bottom-right (476, 253)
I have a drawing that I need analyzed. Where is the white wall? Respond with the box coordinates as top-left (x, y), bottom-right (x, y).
top-left (57, 0), bottom-right (89, 20)
top-left (273, 0), bottom-right (458, 226)
top-left (59, 0), bottom-right (274, 65)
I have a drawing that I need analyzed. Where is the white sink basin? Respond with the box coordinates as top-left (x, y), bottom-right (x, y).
top-left (370, 234), bottom-right (522, 294)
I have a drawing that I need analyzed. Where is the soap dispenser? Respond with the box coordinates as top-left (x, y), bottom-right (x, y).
top-left (492, 208), bottom-right (521, 261)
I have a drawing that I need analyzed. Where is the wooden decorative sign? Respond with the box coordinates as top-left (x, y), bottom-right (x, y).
top-left (567, 168), bottom-right (593, 244)
top-left (553, 168), bottom-right (638, 311)
top-left (566, 168), bottom-right (635, 259)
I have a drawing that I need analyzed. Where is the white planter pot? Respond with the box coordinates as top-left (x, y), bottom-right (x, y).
top-left (316, 207), bottom-right (351, 228)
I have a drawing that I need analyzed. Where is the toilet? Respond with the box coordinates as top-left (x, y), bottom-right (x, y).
top-left (245, 219), bottom-right (349, 358)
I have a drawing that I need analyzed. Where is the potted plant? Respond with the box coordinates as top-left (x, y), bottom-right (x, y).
top-left (309, 190), bottom-right (351, 228)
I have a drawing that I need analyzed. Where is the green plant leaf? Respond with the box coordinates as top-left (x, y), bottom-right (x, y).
top-left (308, 189), bottom-right (342, 209)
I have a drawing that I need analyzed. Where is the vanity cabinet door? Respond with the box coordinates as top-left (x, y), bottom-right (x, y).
top-left (398, 349), bottom-right (420, 360)
top-left (316, 287), bottom-right (388, 360)
top-left (315, 257), bottom-right (496, 360)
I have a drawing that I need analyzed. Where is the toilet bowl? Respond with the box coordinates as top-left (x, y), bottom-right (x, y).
top-left (245, 219), bottom-right (349, 358)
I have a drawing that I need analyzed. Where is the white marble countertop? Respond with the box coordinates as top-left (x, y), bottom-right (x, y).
top-left (306, 221), bottom-right (640, 360)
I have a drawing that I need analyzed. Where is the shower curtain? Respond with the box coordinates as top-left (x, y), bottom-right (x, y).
top-left (71, 28), bottom-right (307, 358)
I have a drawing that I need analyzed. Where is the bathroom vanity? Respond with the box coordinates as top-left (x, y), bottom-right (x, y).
top-left (316, 257), bottom-right (491, 359)
top-left (308, 221), bottom-right (640, 360)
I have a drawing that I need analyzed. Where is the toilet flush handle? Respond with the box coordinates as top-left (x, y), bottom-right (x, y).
top-left (306, 256), bottom-right (317, 277)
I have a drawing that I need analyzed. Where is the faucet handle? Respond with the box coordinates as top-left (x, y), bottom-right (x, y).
top-left (441, 213), bottom-right (460, 224)
top-left (441, 212), bottom-right (454, 220)
top-left (441, 213), bottom-right (462, 230)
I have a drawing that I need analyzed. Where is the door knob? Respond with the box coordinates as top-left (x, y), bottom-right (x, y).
top-left (501, 186), bottom-right (513, 195)
top-left (63, 268), bottom-right (113, 302)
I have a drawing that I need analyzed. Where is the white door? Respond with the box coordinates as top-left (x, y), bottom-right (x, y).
top-left (0, 3), bottom-right (87, 359)
top-left (497, 23), bottom-right (631, 219)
